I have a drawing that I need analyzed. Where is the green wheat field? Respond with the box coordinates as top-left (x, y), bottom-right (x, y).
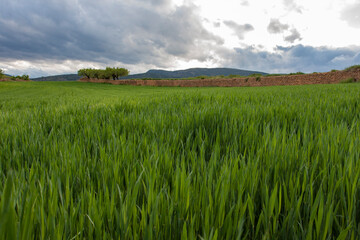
top-left (0, 81), bottom-right (359, 239)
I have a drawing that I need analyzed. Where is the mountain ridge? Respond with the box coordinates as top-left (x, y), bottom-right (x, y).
top-left (124, 68), bottom-right (267, 79)
top-left (31, 68), bottom-right (268, 81)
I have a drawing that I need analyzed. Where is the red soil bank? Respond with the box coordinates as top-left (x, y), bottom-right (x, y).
top-left (79, 69), bottom-right (360, 87)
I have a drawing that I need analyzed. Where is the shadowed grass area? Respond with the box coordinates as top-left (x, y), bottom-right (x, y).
top-left (1, 81), bottom-right (360, 239)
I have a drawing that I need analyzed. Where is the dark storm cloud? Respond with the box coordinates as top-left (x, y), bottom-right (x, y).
top-left (341, 1), bottom-right (360, 28)
top-left (0, 0), bottom-right (223, 67)
top-left (221, 44), bottom-right (360, 73)
top-left (267, 19), bottom-right (289, 34)
top-left (284, 28), bottom-right (302, 43)
top-left (223, 20), bottom-right (254, 40)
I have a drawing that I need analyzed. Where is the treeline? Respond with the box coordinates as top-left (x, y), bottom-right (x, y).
top-left (0, 69), bottom-right (29, 80)
top-left (11, 75), bottom-right (29, 80)
top-left (78, 67), bottom-right (129, 80)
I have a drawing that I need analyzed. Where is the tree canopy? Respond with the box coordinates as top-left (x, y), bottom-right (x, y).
top-left (78, 67), bottom-right (129, 80)
top-left (11, 75), bottom-right (29, 80)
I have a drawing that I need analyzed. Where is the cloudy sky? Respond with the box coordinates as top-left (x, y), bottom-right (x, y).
top-left (0, 0), bottom-right (360, 77)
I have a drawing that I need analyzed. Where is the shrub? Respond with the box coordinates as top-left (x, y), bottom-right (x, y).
top-left (266, 74), bottom-right (284, 77)
top-left (229, 74), bottom-right (242, 78)
top-left (344, 65), bottom-right (360, 71)
top-left (0, 69), bottom-right (4, 79)
top-left (289, 72), bottom-right (305, 75)
top-left (249, 73), bottom-right (262, 77)
top-left (256, 76), bottom-right (261, 82)
top-left (331, 69), bottom-right (338, 72)
top-left (340, 77), bottom-right (356, 83)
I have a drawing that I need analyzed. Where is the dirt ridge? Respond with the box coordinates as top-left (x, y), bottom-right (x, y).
top-left (79, 69), bottom-right (360, 87)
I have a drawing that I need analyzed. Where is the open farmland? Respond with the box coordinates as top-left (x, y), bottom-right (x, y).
top-left (0, 81), bottom-right (360, 239)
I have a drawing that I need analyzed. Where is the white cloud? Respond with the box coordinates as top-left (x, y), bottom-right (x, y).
top-left (341, 1), bottom-right (360, 28)
top-left (220, 44), bottom-right (360, 73)
top-left (284, 28), bottom-right (302, 43)
top-left (240, 1), bottom-right (249, 6)
top-left (267, 19), bottom-right (289, 34)
top-left (283, 0), bottom-right (303, 13)
top-left (223, 21), bottom-right (254, 40)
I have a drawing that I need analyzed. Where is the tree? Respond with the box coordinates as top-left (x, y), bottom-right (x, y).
top-left (106, 67), bottom-right (116, 80)
top-left (21, 75), bottom-right (29, 80)
top-left (78, 67), bottom-right (129, 80)
top-left (115, 67), bottom-right (129, 79)
top-left (0, 69), bottom-right (4, 79)
top-left (99, 69), bottom-right (111, 80)
top-left (10, 75), bottom-right (29, 80)
top-left (106, 67), bottom-right (129, 80)
top-left (92, 69), bottom-right (100, 79)
top-left (78, 68), bottom-right (94, 79)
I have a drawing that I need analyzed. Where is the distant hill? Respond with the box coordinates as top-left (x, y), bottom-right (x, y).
top-left (0, 74), bottom-right (12, 80)
top-left (120, 68), bottom-right (267, 79)
top-left (31, 68), bottom-right (267, 81)
top-left (32, 74), bottom-right (80, 81)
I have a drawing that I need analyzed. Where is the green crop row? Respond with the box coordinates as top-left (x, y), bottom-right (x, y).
top-left (0, 82), bottom-right (359, 239)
